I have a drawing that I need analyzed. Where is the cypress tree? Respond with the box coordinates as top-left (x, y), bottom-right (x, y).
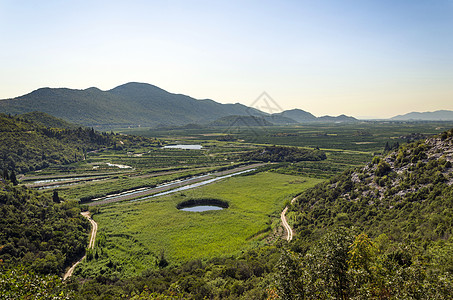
top-left (10, 170), bottom-right (18, 185)
top-left (52, 190), bottom-right (60, 203)
top-left (2, 168), bottom-right (9, 181)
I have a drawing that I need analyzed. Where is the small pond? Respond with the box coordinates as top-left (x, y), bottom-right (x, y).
top-left (177, 198), bottom-right (228, 212)
top-left (179, 205), bottom-right (224, 212)
top-left (163, 144), bottom-right (203, 150)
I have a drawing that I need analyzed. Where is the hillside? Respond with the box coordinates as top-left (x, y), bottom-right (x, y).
top-left (0, 183), bottom-right (89, 275)
top-left (0, 113), bottom-right (159, 173)
top-left (391, 110), bottom-right (453, 121)
top-left (209, 115), bottom-right (274, 127)
top-left (274, 108), bottom-right (317, 122)
top-left (0, 82), bottom-right (265, 130)
top-left (290, 129), bottom-right (453, 241)
top-left (276, 129), bottom-right (453, 298)
top-left (17, 111), bottom-right (78, 129)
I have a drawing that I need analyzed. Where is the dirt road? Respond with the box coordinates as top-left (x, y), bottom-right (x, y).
top-left (281, 197), bottom-right (297, 242)
top-left (63, 212), bottom-right (97, 280)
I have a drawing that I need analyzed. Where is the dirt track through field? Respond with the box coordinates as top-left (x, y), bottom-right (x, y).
top-left (63, 212), bottom-right (97, 280)
top-left (281, 197), bottom-right (297, 241)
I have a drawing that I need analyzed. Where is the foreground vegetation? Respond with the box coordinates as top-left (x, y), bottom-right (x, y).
top-left (2, 113), bottom-right (453, 299)
top-left (0, 183), bottom-right (89, 275)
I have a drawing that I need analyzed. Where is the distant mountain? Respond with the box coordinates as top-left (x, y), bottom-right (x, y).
top-left (209, 115), bottom-right (274, 127)
top-left (390, 110), bottom-right (453, 121)
top-left (0, 82), bottom-right (265, 130)
top-left (0, 82), bottom-right (359, 129)
top-left (273, 109), bottom-right (357, 123)
top-left (274, 109), bottom-right (317, 122)
top-left (263, 115), bottom-right (299, 125)
top-left (317, 114), bottom-right (357, 123)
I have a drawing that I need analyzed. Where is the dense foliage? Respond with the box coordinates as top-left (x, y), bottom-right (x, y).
top-left (0, 265), bottom-right (72, 299)
top-left (0, 181), bottom-right (89, 275)
top-left (241, 145), bottom-right (327, 162)
top-left (70, 246), bottom-right (281, 299)
top-left (0, 113), bottom-right (159, 173)
top-left (276, 229), bottom-right (453, 299)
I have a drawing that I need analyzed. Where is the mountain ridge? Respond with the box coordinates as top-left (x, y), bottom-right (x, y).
top-left (390, 110), bottom-right (453, 121)
top-left (0, 82), bottom-right (363, 129)
top-left (0, 82), bottom-right (266, 130)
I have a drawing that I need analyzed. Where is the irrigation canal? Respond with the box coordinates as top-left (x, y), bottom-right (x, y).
top-left (86, 163), bottom-right (266, 206)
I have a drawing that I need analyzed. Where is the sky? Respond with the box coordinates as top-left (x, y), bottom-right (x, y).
top-left (1, 0), bottom-right (453, 118)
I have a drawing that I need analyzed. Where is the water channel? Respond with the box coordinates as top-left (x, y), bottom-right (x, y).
top-left (163, 144), bottom-right (203, 150)
top-left (129, 168), bottom-right (254, 202)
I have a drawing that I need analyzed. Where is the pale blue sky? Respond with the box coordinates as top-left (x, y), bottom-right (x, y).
top-left (1, 0), bottom-right (452, 118)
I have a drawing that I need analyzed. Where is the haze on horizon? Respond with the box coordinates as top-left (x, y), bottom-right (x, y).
top-left (1, 0), bottom-right (453, 119)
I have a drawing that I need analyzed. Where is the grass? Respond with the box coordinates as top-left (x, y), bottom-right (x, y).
top-left (75, 172), bottom-right (323, 277)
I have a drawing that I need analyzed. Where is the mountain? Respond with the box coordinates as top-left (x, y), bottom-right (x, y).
top-left (209, 115), bottom-right (274, 127)
top-left (0, 82), bottom-right (265, 130)
top-left (390, 110), bottom-right (453, 121)
top-left (317, 114), bottom-right (357, 122)
top-left (263, 115), bottom-right (299, 124)
top-left (274, 109), bottom-right (317, 122)
top-left (0, 82), bottom-right (362, 129)
top-left (274, 109), bottom-right (357, 123)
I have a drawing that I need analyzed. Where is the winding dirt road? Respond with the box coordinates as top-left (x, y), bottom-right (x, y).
top-left (281, 197), bottom-right (297, 242)
top-left (63, 212), bottom-right (97, 280)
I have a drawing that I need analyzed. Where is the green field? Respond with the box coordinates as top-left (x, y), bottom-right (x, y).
top-left (75, 172), bottom-right (323, 277)
top-left (118, 122), bottom-right (453, 152)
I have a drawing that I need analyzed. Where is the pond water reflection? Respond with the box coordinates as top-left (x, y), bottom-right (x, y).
top-left (179, 205), bottom-right (224, 212)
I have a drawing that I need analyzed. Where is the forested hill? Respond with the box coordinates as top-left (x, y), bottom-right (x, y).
top-left (281, 129), bottom-right (453, 298)
top-left (0, 183), bottom-right (89, 276)
top-left (18, 111), bottom-right (78, 129)
top-left (290, 128), bottom-right (453, 241)
top-left (0, 82), bottom-right (264, 129)
top-left (0, 113), bottom-right (159, 173)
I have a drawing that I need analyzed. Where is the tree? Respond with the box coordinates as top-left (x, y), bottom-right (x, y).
top-left (375, 161), bottom-right (391, 177)
top-left (304, 228), bottom-right (353, 299)
top-left (10, 170), bottom-right (18, 185)
top-left (158, 249), bottom-right (169, 268)
top-left (348, 233), bottom-right (376, 273)
top-left (2, 168), bottom-right (9, 180)
top-left (275, 249), bottom-right (304, 299)
top-left (52, 190), bottom-right (60, 203)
